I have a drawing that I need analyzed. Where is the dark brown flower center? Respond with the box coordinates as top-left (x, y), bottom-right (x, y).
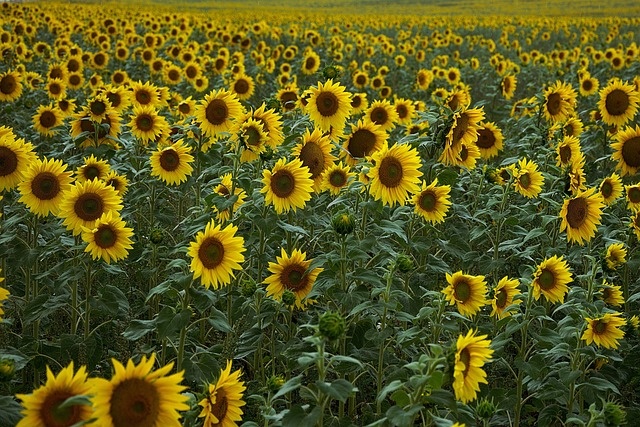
top-left (495, 288), bottom-right (508, 309)
top-left (136, 114), bottom-right (154, 132)
top-left (95, 224), bottom-right (118, 248)
top-left (168, 69), bottom-right (180, 82)
top-left (459, 347), bottom-right (471, 377)
top-left (538, 268), bottom-right (556, 290)
top-left (621, 136), bottom-right (640, 168)
top-left (559, 145), bottom-right (572, 164)
top-left (518, 172), bottom-right (531, 189)
top-left (40, 390), bottom-right (84, 427)
top-left (476, 128), bottom-right (496, 149)
top-left (90, 100), bottom-right (107, 116)
top-left (370, 107), bottom-right (388, 126)
top-left (316, 91), bottom-right (339, 117)
top-left (299, 142), bottom-right (325, 179)
top-left (351, 96), bottom-right (362, 109)
top-left (451, 113), bottom-right (470, 145)
top-left (418, 190), bottom-right (436, 212)
top-left (159, 149), bottom-right (180, 171)
top-left (243, 126), bottom-right (262, 147)
top-left (600, 181), bottom-right (613, 198)
top-left (396, 104), bottom-right (408, 119)
top-left (605, 89), bottom-right (629, 116)
top-left (378, 157), bottom-right (403, 188)
top-left (282, 263), bottom-right (308, 291)
top-left (74, 193), bottom-right (104, 221)
top-left (185, 66), bottom-right (198, 79)
top-left (593, 319), bottom-right (607, 334)
top-left (110, 378), bottom-right (160, 427)
top-left (198, 237), bottom-right (225, 269)
top-left (205, 99), bottom-right (229, 125)
top-left (628, 187), bottom-right (640, 204)
top-left (453, 279), bottom-right (470, 302)
top-left (69, 74), bottom-right (81, 86)
top-left (566, 197), bottom-right (587, 229)
top-left (347, 129), bottom-right (376, 158)
top-left (209, 387), bottom-right (229, 423)
top-left (582, 79), bottom-right (593, 91)
top-left (178, 103), bottom-right (191, 114)
top-left (234, 78), bottom-right (250, 95)
top-left (49, 83), bottom-right (62, 95)
top-left (32, 172), bottom-right (60, 200)
top-left (271, 170), bottom-right (295, 198)
top-left (0, 146), bottom-right (18, 176)
top-left (305, 57), bottom-right (316, 70)
top-left (503, 77), bottom-right (512, 93)
top-left (135, 90), bottom-right (152, 105)
top-left (355, 74), bottom-right (366, 85)
top-left (329, 170), bottom-right (347, 187)
top-left (39, 111), bottom-right (58, 128)
top-left (546, 92), bottom-right (562, 115)
top-left (280, 92), bottom-right (297, 110)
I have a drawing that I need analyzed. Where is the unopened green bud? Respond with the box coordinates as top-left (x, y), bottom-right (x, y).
top-left (332, 211), bottom-right (355, 235)
top-left (318, 311), bottom-right (346, 341)
top-left (282, 290), bottom-right (296, 307)
top-left (265, 98), bottom-right (281, 112)
top-left (267, 374), bottom-right (285, 392)
top-left (603, 401), bottom-right (626, 427)
top-left (476, 397), bottom-right (496, 419)
top-left (0, 358), bottom-right (15, 381)
top-left (241, 279), bottom-right (257, 297)
top-left (323, 65), bottom-right (340, 80)
top-left (150, 228), bottom-right (164, 244)
top-left (396, 254), bottom-right (414, 273)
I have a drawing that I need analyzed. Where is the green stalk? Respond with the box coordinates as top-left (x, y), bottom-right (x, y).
top-left (176, 281), bottom-right (192, 372)
top-left (376, 264), bottom-right (395, 416)
top-left (514, 289), bottom-right (534, 427)
top-left (493, 178), bottom-right (512, 262)
top-left (84, 260), bottom-right (93, 341)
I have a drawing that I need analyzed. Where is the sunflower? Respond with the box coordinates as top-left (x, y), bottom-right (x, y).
top-left (501, 74), bottom-right (517, 100)
top-left (58, 179), bottom-right (123, 236)
top-left (291, 128), bottom-right (337, 192)
top-left (212, 173), bottom-right (247, 223)
top-left (232, 118), bottom-right (269, 163)
top-left (581, 312), bottom-right (625, 349)
top-left (440, 107), bottom-right (485, 166)
top-left (82, 211), bottom-right (134, 264)
top-left (230, 73), bottom-right (255, 101)
top-left (0, 134), bottom-right (35, 191)
top-left (490, 276), bottom-right (522, 319)
top-left (75, 154), bottom-right (111, 183)
top-left (513, 158), bottom-right (544, 198)
top-left (556, 135), bottom-right (582, 168)
top-left (393, 98), bottom-right (416, 125)
top-left (0, 70), bottom-right (23, 102)
top-left (101, 85), bottom-right (131, 114)
top-left (563, 117), bottom-right (584, 139)
top-left (626, 184), bottom-right (640, 211)
top-left (276, 84), bottom-right (299, 112)
top-left (199, 360), bottom-right (246, 427)
top-left (442, 271), bottom-right (487, 317)
top-left (579, 73), bottom-right (599, 97)
top-left (365, 99), bottom-right (398, 133)
top-left (251, 104), bottom-right (285, 148)
top-left (301, 50), bottom-right (321, 75)
top-left (452, 329), bottom-right (494, 404)
top-left (369, 143), bottom-right (422, 207)
top-left (352, 70), bottom-right (369, 89)
top-left (412, 178), bottom-right (451, 223)
top-left (188, 219), bottom-right (246, 289)
top-left (341, 119), bottom-right (387, 165)
top-left (305, 79), bottom-right (352, 132)
top-left (416, 69), bottom-right (434, 90)
top-left (175, 97), bottom-right (196, 119)
top-left (90, 354), bottom-right (189, 427)
top-left (599, 282), bottom-right (624, 307)
top-left (0, 276), bottom-right (7, 322)
top-left (264, 248), bottom-right (323, 309)
top-left (16, 362), bottom-right (92, 427)
top-left (104, 171), bottom-right (129, 197)
top-left (475, 122), bottom-right (504, 159)
top-left (46, 78), bottom-right (67, 101)
top-left (32, 104), bottom-right (63, 137)
top-left (567, 158), bottom-right (587, 196)
top-left (559, 187), bottom-right (604, 245)
top-left (320, 161), bottom-right (354, 195)
top-left (128, 105), bottom-right (169, 146)
top-left (632, 212), bottom-right (640, 240)
top-left (350, 92), bottom-right (369, 115)
top-left (130, 80), bottom-right (161, 108)
top-left (605, 242), bottom-right (627, 270)
top-left (598, 79), bottom-right (640, 127)
top-left (446, 89), bottom-right (471, 112)
top-left (531, 255), bottom-right (573, 304)
top-left (196, 89), bottom-right (244, 138)
top-left (543, 81), bottom-right (577, 123)
top-left (611, 124), bottom-right (640, 176)
top-left (261, 158), bottom-right (314, 214)
top-left (85, 95), bottom-right (111, 123)
top-left (70, 110), bottom-right (122, 148)
top-left (18, 157), bottom-right (73, 217)
top-left (599, 173), bottom-right (624, 205)
top-left (149, 139), bottom-right (194, 186)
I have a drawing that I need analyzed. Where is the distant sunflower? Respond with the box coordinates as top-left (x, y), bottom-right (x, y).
top-left (251, 104), bottom-right (284, 148)
top-left (320, 161), bottom-right (355, 195)
top-left (199, 360), bottom-right (246, 427)
top-left (365, 99), bottom-right (398, 133)
top-left (513, 158), bottom-right (544, 198)
top-left (149, 139), bottom-right (194, 186)
top-left (611, 125), bottom-right (640, 176)
top-left (491, 276), bottom-right (522, 319)
top-left (531, 255), bottom-right (573, 304)
top-left (543, 81), bottom-right (577, 123)
top-left (75, 154), bottom-right (111, 183)
top-left (130, 80), bottom-right (161, 108)
top-left (32, 104), bottom-right (63, 137)
top-left (261, 158), bottom-right (314, 214)
top-left (412, 178), bottom-right (451, 223)
top-left (559, 187), bottom-right (604, 245)
top-left (501, 74), bottom-right (517, 100)
top-left (291, 128), bottom-right (337, 191)
top-left (128, 105), bottom-right (169, 145)
top-left (176, 97), bottom-right (196, 119)
top-left (306, 79), bottom-right (352, 132)
top-left (0, 70), bottom-right (23, 102)
top-left (350, 92), bottom-right (369, 114)
top-left (104, 171), bottom-right (129, 197)
top-left (301, 50), bottom-right (321, 75)
top-left (598, 79), bottom-right (640, 127)
top-left (626, 184), bottom-right (640, 211)
top-left (579, 73), bottom-right (599, 97)
top-left (70, 110), bottom-right (121, 148)
top-left (58, 179), bottom-right (123, 236)
top-left (369, 143), bottom-right (423, 207)
top-left (556, 135), bottom-right (582, 168)
top-left (446, 89), bottom-right (471, 112)
top-left (264, 248), bottom-right (323, 309)
top-left (475, 122), bottom-right (504, 159)
top-left (212, 173), bottom-right (247, 223)
top-left (183, 199), bottom-right (246, 282)
top-left (16, 362), bottom-right (92, 427)
top-left (0, 135), bottom-right (35, 191)
top-left (0, 275), bottom-right (7, 322)
top-left (18, 157), bottom-right (73, 217)
top-left (581, 312), bottom-right (625, 349)
top-left (90, 354), bottom-right (189, 427)
top-left (276, 84), bottom-right (299, 111)
top-left (393, 98), bottom-right (416, 125)
top-left (600, 282), bottom-right (624, 307)
top-left (341, 119), bottom-right (386, 165)
top-left (442, 271), bottom-right (488, 317)
top-left (599, 173), bottom-right (624, 205)
top-left (102, 85), bottom-right (131, 113)
top-left (46, 78), bottom-right (67, 101)
top-left (563, 116), bottom-right (584, 138)
top-left (82, 211), bottom-right (134, 263)
top-left (452, 330), bottom-right (494, 404)
top-left (605, 242), bottom-right (627, 271)
top-left (196, 89), bottom-right (244, 137)
top-left (416, 69), bottom-right (433, 90)
top-left (233, 118), bottom-right (269, 163)
top-left (352, 70), bottom-right (369, 89)
top-left (230, 73), bottom-right (255, 101)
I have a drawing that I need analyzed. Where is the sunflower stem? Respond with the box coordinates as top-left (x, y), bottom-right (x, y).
top-left (514, 289), bottom-right (534, 427)
top-left (84, 259), bottom-right (93, 341)
top-left (376, 262), bottom-right (395, 416)
top-left (177, 281), bottom-right (192, 372)
top-left (493, 177), bottom-right (511, 263)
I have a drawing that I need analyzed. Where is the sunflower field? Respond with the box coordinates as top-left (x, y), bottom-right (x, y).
top-left (1, 0), bottom-right (640, 426)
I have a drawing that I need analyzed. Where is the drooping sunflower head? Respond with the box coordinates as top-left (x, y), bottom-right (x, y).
top-left (559, 187), bottom-right (605, 245)
top-left (412, 178), bottom-right (452, 224)
top-left (233, 117), bottom-right (269, 163)
top-left (599, 282), bottom-right (624, 307)
top-left (212, 173), bottom-right (247, 223)
top-left (453, 329), bottom-right (494, 404)
top-left (531, 255), bottom-right (573, 304)
top-left (604, 242), bottom-right (627, 271)
top-left (581, 312), bottom-right (626, 349)
top-left (610, 124), bottom-right (640, 176)
top-left (251, 104), bottom-right (285, 148)
top-left (501, 74), bottom-right (517, 100)
top-left (556, 135), bottom-right (582, 168)
top-left (563, 116), bottom-right (584, 138)
top-left (442, 271), bottom-right (488, 317)
top-left (597, 78), bottom-right (640, 127)
top-left (104, 170), bottom-right (129, 197)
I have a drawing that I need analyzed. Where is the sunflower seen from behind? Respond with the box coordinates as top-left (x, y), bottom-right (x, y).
top-left (412, 178), bottom-right (451, 224)
top-left (440, 107), bottom-right (484, 167)
top-left (90, 354), bottom-right (189, 427)
top-left (58, 178), bottom-right (123, 236)
top-left (581, 312), bottom-right (625, 350)
top-left (442, 271), bottom-right (487, 317)
top-left (261, 158), bottom-right (314, 214)
top-left (598, 79), bottom-right (640, 128)
top-left (188, 219), bottom-right (245, 290)
top-left (264, 248), bottom-right (323, 309)
top-left (82, 211), bottom-right (134, 264)
top-left (149, 139), bottom-right (194, 186)
top-left (369, 143), bottom-right (422, 207)
top-left (531, 255), bottom-right (573, 304)
top-left (198, 360), bottom-right (246, 427)
top-left (18, 157), bottom-right (73, 217)
top-left (16, 362), bottom-right (92, 427)
top-left (305, 79), bottom-right (352, 132)
top-left (453, 329), bottom-right (494, 404)
top-left (559, 187), bottom-right (604, 245)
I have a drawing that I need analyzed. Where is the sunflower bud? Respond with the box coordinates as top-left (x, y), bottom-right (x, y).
top-left (241, 279), bottom-right (257, 297)
top-left (282, 290), bottom-right (296, 307)
top-left (396, 254), bottom-right (414, 273)
top-left (265, 97), bottom-right (281, 112)
top-left (322, 65), bottom-right (341, 80)
top-left (260, 146), bottom-right (274, 162)
top-left (0, 358), bottom-right (15, 382)
top-left (603, 401), bottom-right (626, 427)
top-left (476, 398), bottom-right (496, 419)
top-left (332, 211), bottom-right (355, 235)
top-left (318, 311), bottom-right (346, 341)
top-left (149, 228), bottom-right (164, 244)
top-left (267, 374), bottom-right (285, 392)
